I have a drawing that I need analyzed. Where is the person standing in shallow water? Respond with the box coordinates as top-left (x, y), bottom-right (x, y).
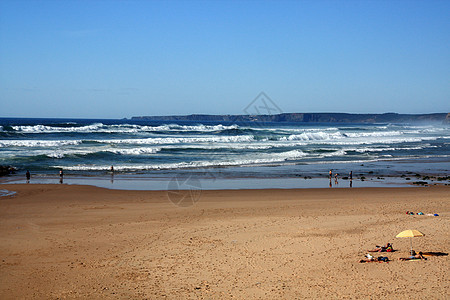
top-left (329, 170), bottom-right (332, 179)
top-left (26, 170), bottom-right (31, 183)
top-left (110, 166), bottom-right (114, 184)
top-left (59, 169), bottom-right (64, 184)
top-left (349, 171), bottom-right (353, 187)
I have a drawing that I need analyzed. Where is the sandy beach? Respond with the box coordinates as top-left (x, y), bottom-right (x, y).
top-left (0, 184), bottom-right (448, 299)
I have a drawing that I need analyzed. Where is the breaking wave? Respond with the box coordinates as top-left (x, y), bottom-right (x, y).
top-left (0, 140), bottom-right (82, 147)
top-left (9, 123), bottom-right (240, 134)
top-left (54, 149), bottom-right (307, 171)
top-left (1, 119), bottom-right (448, 173)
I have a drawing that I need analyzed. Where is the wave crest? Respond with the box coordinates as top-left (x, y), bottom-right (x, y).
top-left (9, 123), bottom-right (241, 134)
top-left (0, 140), bottom-right (82, 147)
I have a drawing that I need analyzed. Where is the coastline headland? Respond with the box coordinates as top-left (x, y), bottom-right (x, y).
top-left (131, 112), bottom-right (449, 123)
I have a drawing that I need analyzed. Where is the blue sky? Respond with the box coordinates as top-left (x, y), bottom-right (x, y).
top-left (0, 0), bottom-right (449, 118)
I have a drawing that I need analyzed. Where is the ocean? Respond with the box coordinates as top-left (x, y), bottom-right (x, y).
top-left (0, 118), bottom-right (449, 189)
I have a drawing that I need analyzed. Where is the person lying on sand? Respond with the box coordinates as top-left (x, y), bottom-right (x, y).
top-left (399, 252), bottom-right (427, 261)
top-left (360, 253), bottom-right (376, 262)
top-left (359, 258), bottom-right (376, 263)
top-left (359, 257), bottom-right (389, 263)
top-left (368, 243), bottom-right (394, 252)
top-left (359, 254), bottom-right (389, 263)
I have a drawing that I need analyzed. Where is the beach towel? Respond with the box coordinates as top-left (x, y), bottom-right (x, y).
top-left (421, 252), bottom-right (448, 257)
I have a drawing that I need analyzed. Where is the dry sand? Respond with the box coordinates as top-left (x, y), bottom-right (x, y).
top-left (0, 184), bottom-right (448, 299)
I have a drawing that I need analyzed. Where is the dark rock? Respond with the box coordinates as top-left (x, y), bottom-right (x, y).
top-left (0, 166), bottom-right (16, 176)
top-left (412, 181), bottom-right (428, 185)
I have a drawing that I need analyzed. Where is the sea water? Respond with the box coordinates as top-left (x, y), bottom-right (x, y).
top-left (0, 118), bottom-right (449, 189)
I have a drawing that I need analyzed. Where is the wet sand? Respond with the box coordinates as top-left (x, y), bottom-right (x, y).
top-left (0, 184), bottom-right (448, 299)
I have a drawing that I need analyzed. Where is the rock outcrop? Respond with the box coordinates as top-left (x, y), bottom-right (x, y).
top-left (0, 166), bottom-right (16, 176)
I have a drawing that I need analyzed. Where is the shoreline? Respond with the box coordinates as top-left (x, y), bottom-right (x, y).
top-left (2, 155), bottom-right (448, 191)
top-left (1, 173), bottom-right (446, 191)
top-left (2, 152), bottom-right (450, 192)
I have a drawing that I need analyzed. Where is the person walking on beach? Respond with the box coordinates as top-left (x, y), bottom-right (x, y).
top-left (26, 170), bottom-right (31, 183)
top-left (59, 169), bottom-right (64, 184)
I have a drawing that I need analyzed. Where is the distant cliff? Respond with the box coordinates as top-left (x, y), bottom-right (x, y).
top-left (131, 113), bottom-right (448, 124)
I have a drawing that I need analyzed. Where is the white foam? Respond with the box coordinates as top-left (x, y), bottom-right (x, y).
top-left (148, 124), bottom-right (239, 132)
top-left (106, 147), bottom-right (161, 155)
top-left (318, 149), bottom-right (347, 157)
top-left (282, 130), bottom-right (407, 141)
top-left (42, 147), bottom-right (161, 158)
top-left (12, 123), bottom-right (104, 133)
top-left (0, 140), bottom-right (82, 147)
top-left (0, 148), bottom-right (101, 158)
top-left (54, 149), bottom-right (307, 171)
top-left (273, 149), bottom-right (307, 159)
top-left (252, 126), bottom-right (339, 133)
top-left (345, 145), bottom-right (432, 153)
top-left (299, 136), bottom-right (439, 146)
top-left (45, 149), bottom-right (99, 158)
top-left (344, 131), bottom-right (405, 138)
top-left (10, 123), bottom-right (240, 134)
top-left (282, 132), bottom-right (345, 141)
top-left (162, 143), bottom-right (277, 150)
top-left (95, 135), bottom-right (255, 145)
top-left (11, 123), bottom-right (139, 134)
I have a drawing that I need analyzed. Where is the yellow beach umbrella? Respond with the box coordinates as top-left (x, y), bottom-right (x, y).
top-left (396, 230), bottom-right (425, 253)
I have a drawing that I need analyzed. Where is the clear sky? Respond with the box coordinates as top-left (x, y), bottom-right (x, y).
top-left (0, 0), bottom-right (449, 118)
